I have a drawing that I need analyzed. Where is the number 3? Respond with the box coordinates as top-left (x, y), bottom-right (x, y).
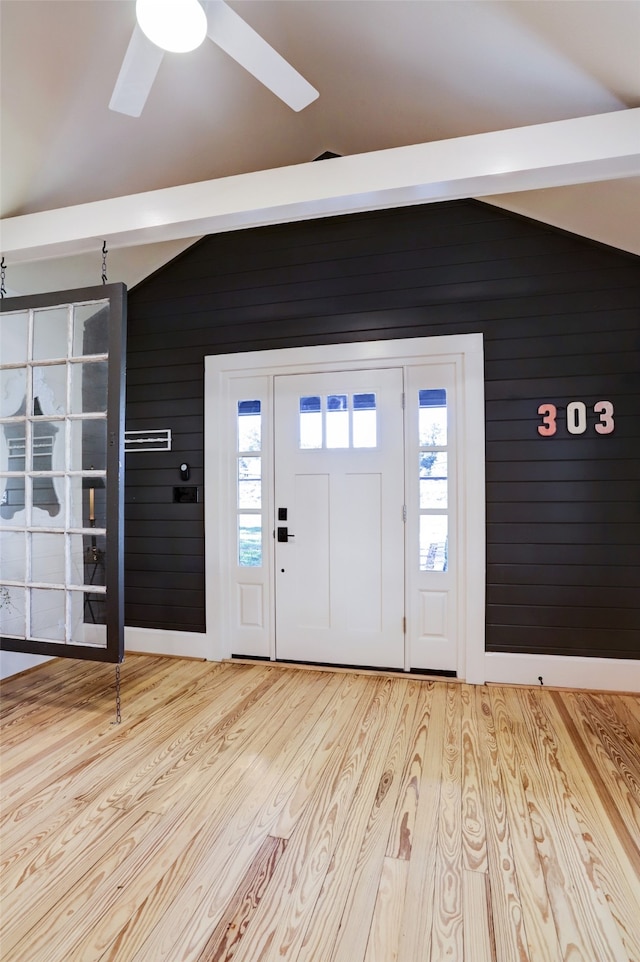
top-left (594, 400), bottom-right (614, 435)
top-left (537, 403), bottom-right (557, 436)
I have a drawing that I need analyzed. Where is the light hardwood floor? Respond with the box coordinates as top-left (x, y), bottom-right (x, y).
top-left (1, 655), bottom-right (639, 962)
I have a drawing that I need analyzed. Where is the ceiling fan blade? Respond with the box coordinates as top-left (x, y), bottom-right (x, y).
top-left (109, 24), bottom-right (165, 117)
top-left (202, 0), bottom-right (318, 112)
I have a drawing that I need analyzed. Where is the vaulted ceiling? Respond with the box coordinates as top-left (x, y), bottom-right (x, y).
top-left (1, 0), bottom-right (639, 296)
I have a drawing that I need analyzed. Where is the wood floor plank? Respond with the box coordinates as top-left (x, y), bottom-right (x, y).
top-left (227, 677), bottom-right (406, 962)
top-left (463, 870), bottom-right (495, 962)
top-left (509, 687), bottom-right (630, 962)
top-left (384, 682), bottom-right (435, 860)
top-left (300, 681), bottom-right (421, 962)
top-left (544, 691), bottom-right (640, 962)
top-left (460, 683), bottom-right (488, 874)
top-left (396, 683), bottom-right (447, 962)
top-left (475, 686), bottom-right (531, 962)
top-left (363, 856), bottom-right (409, 962)
top-left (429, 684), bottom-right (463, 962)
top-left (2, 656), bottom-right (639, 962)
top-left (488, 687), bottom-right (561, 962)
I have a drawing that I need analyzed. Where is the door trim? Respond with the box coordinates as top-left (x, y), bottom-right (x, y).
top-left (204, 334), bottom-right (485, 683)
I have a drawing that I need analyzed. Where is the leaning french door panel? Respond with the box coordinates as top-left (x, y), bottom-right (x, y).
top-left (405, 362), bottom-right (458, 672)
top-left (274, 368), bottom-right (405, 669)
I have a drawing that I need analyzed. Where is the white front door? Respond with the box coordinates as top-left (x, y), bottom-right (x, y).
top-left (273, 368), bottom-right (405, 669)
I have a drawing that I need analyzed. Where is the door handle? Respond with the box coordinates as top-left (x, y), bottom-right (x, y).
top-left (277, 527), bottom-right (295, 542)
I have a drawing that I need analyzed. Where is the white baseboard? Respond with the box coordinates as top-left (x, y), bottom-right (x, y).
top-left (484, 651), bottom-right (640, 693)
top-left (125, 626), bottom-right (211, 661)
top-left (0, 651), bottom-right (52, 680)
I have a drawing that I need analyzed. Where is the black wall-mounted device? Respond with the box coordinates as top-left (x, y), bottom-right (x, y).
top-left (179, 462), bottom-right (190, 481)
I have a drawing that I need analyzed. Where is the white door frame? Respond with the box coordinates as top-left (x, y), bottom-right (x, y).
top-left (204, 333), bottom-right (486, 683)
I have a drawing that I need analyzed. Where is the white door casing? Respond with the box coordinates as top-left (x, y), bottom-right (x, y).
top-left (205, 334), bottom-right (485, 682)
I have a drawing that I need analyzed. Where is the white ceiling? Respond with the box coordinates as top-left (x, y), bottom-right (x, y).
top-left (1, 0), bottom-right (639, 296)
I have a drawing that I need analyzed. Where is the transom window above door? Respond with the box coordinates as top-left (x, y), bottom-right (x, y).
top-left (299, 393), bottom-right (377, 449)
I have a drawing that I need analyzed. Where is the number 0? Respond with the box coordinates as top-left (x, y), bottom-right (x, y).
top-left (566, 401), bottom-right (587, 434)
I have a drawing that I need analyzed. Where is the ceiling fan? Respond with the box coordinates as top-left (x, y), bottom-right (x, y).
top-left (109, 0), bottom-right (319, 117)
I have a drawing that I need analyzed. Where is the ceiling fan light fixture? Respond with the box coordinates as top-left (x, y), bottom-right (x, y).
top-left (136, 0), bottom-right (207, 53)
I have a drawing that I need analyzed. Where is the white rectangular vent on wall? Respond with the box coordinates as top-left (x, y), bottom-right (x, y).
top-left (124, 429), bottom-right (172, 453)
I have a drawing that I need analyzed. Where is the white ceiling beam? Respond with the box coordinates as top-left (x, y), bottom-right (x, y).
top-left (2, 109), bottom-right (639, 265)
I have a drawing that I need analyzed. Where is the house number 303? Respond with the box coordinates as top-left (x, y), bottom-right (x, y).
top-left (537, 401), bottom-right (615, 436)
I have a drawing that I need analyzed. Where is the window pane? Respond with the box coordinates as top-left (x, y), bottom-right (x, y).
top-left (238, 457), bottom-right (261, 509)
top-left (33, 364), bottom-right (67, 415)
top-left (238, 400), bottom-right (261, 452)
top-left (32, 420), bottom-right (65, 471)
top-left (69, 591), bottom-right (107, 643)
top-left (326, 394), bottom-right (348, 448)
top-left (0, 530), bottom-right (25, 580)
top-left (31, 532), bottom-right (66, 584)
top-left (300, 396), bottom-right (322, 449)
top-left (419, 389), bottom-right (447, 446)
top-left (73, 302), bottom-right (109, 356)
top-left (0, 311), bottom-right (29, 364)
top-left (420, 515), bottom-right (448, 572)
top-left (353, 393), bottom-right (376, 448)
top-left (0, 585), bottom-right (25, 636)
top-left (32, 476), bottom-right (64, 526)
top-left (70, 361), bottom-right (108, 414)
top-left (0, 366), bottom-right (26, 418)
top-left (69, 533), bottom-right (106, 587)
top-left (70, 419), bottom-right (107, 473)
top-left (419, 452), bottom-right (448, 508)
top-left (30, 587), bottom-right (66, 640)
top-left (238, 514), bottom-right (262, 567)
top-left (33, 307), bottom-right (68, 360)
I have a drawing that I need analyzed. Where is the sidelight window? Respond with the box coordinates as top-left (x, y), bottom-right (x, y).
top-left (237, 400), bottom-right (262, 566)
top-left (418, 389), bottom-right (448, 571)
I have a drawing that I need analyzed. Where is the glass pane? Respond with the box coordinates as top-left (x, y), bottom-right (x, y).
top-left (326, 394), bottom-right (349, 449)
top-left (420, 515), bottom-right (448, 572)
top-left (70, 419), bottom-right (107, 472)
top-left (33, 364), bottom-right (67, 415)
top-left (237, 400), bottom-right (261, 452)
top-left (33, 307), bottom-right (69, 360)
top-left (238, 514), bottom-right (262, 567)
top-left (73, 302), bottom-right (109, 356)
top-left (31, 532), bottom-right (66, 584)
top-left (0, 585), bottom-right (26, 636)
top-left (70, 361), bottom-right (108, 414)
top-left (300, 396), bottom-right (322, 449)
top-left (69, 534), bottom-right (107, 587)
top-left (30, 587), bottom-right (66, 640)
top-left (0, 311), bottom-right (29, 364)
top-left (0, 530), bottom-right (26, 580)
top-left (353, 393), bottom-right (377, 448)
top-left (32, 476), bottom-right (64, 526)
top-left (2, 423), bottom-right (26, 471)
top-left (0, 367), bottom-right (27, 418)
top-left (238, 457), bottom-right (261, 509)
top-left (68, 475), bottom-right (106, 529)
top-left (0, 475), bottom-right (25, 524)
top-left (32, 420), bottom-right (65, 471)
top-left (419, 389), bottom-right (447, 446)
top-left (69, 591), bottom-right (107, 644)
top-left (419, 453), bottom-right (448, 509)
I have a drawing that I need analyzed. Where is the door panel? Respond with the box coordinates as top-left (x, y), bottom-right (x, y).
top-left (274, 368), bottom-right (405, 669)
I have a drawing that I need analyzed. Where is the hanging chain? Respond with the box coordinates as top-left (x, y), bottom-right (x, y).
top-left (0, 257), bottom-right (6, 299)
top-left (101, 241), bottom-right (108, 285)
top-left (111, 662), bottom-right (122, 724)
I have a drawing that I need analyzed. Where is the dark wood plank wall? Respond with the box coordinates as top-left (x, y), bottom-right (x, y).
top-left (125, 199), bottom-right (640, 659)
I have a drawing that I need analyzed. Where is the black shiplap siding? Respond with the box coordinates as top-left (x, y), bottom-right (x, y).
top-left (125, 199), bottom-right (640, 658)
